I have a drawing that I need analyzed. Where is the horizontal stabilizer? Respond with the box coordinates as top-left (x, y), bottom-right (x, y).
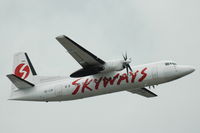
top-left (7, 74), bottom-right (35, 89)
top-left (128, 88), bottom-right (157, 98)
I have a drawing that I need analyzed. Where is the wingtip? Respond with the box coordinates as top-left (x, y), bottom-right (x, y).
top-left (56, 35), bottom-right (66, 40)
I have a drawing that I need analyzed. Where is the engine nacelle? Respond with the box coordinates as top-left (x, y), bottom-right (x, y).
top-left (101, 60), bottom-right (125, 73)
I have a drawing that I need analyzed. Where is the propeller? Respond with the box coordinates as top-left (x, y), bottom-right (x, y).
top-left (122, 52), bottom-right (132, 75)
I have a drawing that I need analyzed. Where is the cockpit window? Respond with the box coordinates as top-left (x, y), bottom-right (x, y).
top-left (165, 62), bottom-right (176, 66)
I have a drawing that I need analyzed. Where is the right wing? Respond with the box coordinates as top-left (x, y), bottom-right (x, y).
top-left (127, 88), bottom-right (157, 98)
top-left (7, 74), bottom-right (35, 89)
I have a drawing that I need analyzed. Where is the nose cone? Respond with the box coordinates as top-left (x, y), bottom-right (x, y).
top-left (176, 65), bottom-right (195, 77)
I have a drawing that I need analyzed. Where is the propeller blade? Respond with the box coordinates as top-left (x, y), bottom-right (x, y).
top-left (125, 52), bottom-right (127, 60)
top-left (128, 64), bottom-right (132, 72)
top-left (122, 54), bottom-right (126, 61)
top-left (129, 57), bottom-right (132, 62)
top-left (126, 67), bottom-right (129, 75)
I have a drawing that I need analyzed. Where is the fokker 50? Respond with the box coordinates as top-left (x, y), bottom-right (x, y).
top-left (7, 35), bottom-right (195, 102)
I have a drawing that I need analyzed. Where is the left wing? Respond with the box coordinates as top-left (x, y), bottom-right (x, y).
top-left (127, 88), bottom-right (157, 98)
top-left (56, 35), bottom-right (105, 77)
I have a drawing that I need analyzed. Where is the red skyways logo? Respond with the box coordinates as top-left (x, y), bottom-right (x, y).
top-left (14, 63), bottom-right (30, 79)
top-left (71, 67), bottom-right (148, 95)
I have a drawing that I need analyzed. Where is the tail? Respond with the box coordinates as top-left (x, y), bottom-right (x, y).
top-left (13, 52), bottom-right (37, 81)
top-left (7, 52), bottom-right (37, 89)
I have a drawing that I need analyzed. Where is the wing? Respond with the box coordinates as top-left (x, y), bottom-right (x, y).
top-left (56, 35), bottom-right (105, 68)
top-left (127, 88), bottom-right (157, 98)
top-left (56, 35), bottom-right (105, 77)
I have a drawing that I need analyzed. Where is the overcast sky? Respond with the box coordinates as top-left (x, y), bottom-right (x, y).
top-left (0, 0), bottom-right (199, 133)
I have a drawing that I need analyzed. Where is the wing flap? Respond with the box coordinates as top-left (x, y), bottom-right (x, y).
top-left (7, 74), bottom-right (35, 89)
top-left (128, 88), bottom-right (157, 98)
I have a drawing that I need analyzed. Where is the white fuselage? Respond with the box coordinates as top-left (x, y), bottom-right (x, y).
top-left (9, 61), bottom-right (194, 102)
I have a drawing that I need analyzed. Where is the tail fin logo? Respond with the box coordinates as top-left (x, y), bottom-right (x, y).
top-left (14, 64), bottom-right (30, 79)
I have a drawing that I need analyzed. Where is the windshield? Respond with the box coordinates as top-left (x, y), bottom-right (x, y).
top-left (165, 62), bottom-right (177, 66)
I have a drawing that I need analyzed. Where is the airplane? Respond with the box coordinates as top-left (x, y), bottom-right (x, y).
top-left (7, 35), bottom-right (195, 102)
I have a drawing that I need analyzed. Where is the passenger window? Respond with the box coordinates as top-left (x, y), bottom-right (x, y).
top-left (165, 63), bottom-right (169, 66)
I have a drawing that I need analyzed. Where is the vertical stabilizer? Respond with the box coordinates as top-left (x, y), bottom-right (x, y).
top-left (13, 52), bottom-right (37, 84)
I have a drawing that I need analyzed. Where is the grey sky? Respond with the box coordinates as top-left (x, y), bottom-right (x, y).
top-left (0, 0), bottom-right (199, 133)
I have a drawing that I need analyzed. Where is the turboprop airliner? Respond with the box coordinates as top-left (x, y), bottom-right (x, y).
top-left (7, 35), bottom-right (195, 102)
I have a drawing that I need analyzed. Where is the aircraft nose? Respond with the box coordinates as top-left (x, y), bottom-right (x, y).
top-left (176, 65), bottom-right (195, 77)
